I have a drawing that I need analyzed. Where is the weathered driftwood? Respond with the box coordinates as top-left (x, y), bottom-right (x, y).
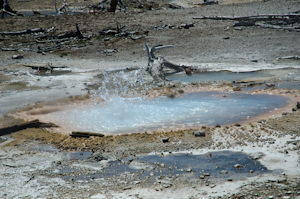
top-left (1, 0), bottom-right (19, 17)
top-left (0, 119), bottom-right (57, 136)
top-left (38, 23), bottom-right (84, 41)
top-left (137, 0), bottom-right (144, 8)
top-left (194, 14), bottom-right (300, 31)
top-left (70, 131), bottom-right (105, 138)
top-left (144, 42), bottom-right (185, 83)
top-left (0, 28), bottom-right (44, 35)
top-left (193, 14), bottom-right (300, 21)
top-left (277, 56), bottom-right (300, 61)
top-left (57, 23), bottom-right (83, 39)
top-left (2, 47), bottom-right (17, 51)
top-left (23, 64), bottom-right (68, 71)
top-left (196, 1), bottom-right (218, 6)
top-left (144, 42), bottom-right (174, 66)
top-left (256, 23), bottom-right (300, 32)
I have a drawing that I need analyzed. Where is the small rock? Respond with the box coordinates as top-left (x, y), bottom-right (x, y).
top-left (162, 137), bottom-right (169, 143)
top-left (199, 175), bottom-right (205, 179)
top-left (227, 178), bottom-right (232, 181)
top-left (163, 184), bottom-right (171, 188)
top-left (210, 184), bottom-right (216, 188)
top-left (12, 54), bottom-right (24, 59)
top-left (123, 186), bottom-right (132, 190)
top-left (249, 152), bottom-right (265, 160)
top-left (234, 27), bottom-right (243, 30)
top-left (234, 164), bottom-right (244, 169)
top-left (166, 91), bottom-right (176, 98)
top-left (266, 83), bottom-right (275, 87)
top-left (203, 173), bottom-right (210, 176)
top-left (187, 168), bottom-right (192, 172)
top-left (220, 170), bottom-right (228, 174)
top-left (193, 131), bottom-right (205, 137)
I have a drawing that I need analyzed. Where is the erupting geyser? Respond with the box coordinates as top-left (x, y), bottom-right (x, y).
top-left (43, 70), bottom-right (289, 135)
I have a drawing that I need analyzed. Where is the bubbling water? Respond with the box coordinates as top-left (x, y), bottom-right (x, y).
top-left (48, 69), bottom-right (289, 134)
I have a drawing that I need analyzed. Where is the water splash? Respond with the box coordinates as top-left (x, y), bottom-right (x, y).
top-left (96, 69), bottom-right (150, 103)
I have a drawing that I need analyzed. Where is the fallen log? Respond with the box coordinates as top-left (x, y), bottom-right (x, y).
top-left (1, 0), bottom-right (19, 17)
top-left (70, 131), bottom-right (105, 138)
top-left (23, 64), bottom-right (69, 71)
top-left (193, 14), bottom-right (300, 22)
top-left (0, 119), bottom-right (57, 136)
top-left (195, 1), bottom-right (218, 6)
top-left (0, 28), bottom-right (45, 35)
top-left (256, 23), bottom-right (300, 32)
top-left (2, 47), bottom-right (17, 51)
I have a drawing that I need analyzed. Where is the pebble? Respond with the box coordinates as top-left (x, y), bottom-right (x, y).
top-left (161, 137), bottom-right (169, 143)
top-left (221, 170), bottom-right (228, 174)
top-left (12, 54), bottom-right (24, 59)
top-left (193, 130), bottom-right (205, 137)
top-left (234, 164), bottom-right (244, 168)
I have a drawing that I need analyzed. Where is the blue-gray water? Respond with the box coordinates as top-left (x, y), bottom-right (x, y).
top-left (54, 91), bottom-right (288, 134)
top-left (61, 151), bottom-right (272, 182)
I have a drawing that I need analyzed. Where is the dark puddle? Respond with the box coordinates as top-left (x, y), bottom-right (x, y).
top-left (60, 151), bottom-right (273, 183)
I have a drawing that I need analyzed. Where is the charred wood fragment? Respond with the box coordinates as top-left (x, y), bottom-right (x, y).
top-left (70, 131), bottom-right (105, 138)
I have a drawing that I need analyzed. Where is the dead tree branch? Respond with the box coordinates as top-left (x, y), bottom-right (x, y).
top-left (0, 28), bottom-right (45, 35)
top-left (193, 14), bottom-right (300, 31)
top-left (193, 14), bottom-right (300, 21)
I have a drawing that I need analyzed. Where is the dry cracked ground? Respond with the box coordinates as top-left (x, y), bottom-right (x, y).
top-left (1, 0), bottom-right (300, 198)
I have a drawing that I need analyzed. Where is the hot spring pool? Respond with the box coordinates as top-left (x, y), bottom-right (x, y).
top-left (46, 91), bottom-right (288, 134)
